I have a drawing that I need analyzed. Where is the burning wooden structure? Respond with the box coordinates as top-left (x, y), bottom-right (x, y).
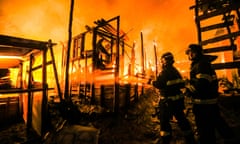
top-left (63, 16), bottom-right (150, 113)
top-left (0, 16), bottom-right (154, 141)
top-left (190, 0), bottom-right (240, 91)
top-left (0, 35), bottom-right (60, 136)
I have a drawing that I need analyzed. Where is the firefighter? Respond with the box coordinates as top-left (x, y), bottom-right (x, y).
top-left (151, 52), bottom-right (196, 144)
top-left (185, 44), bottom-right (234, 144)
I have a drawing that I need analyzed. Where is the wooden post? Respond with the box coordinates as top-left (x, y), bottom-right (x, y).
top-left (194, 0), bottom-right (202, 44)
top-left (114, 16), bottom-right (120, 113)
top-left (64, 0), bottom-right (74, 100)
top-left (120, 42), bottom-right (125, 78)
top-left (131, 42), bottom-right (136, 76)
top-left (140, 32), bottom-right (145, 74)
top-left (48, 40), bottom-right (62, 101)
top-left (41, 45), bottom-right (48, 136)
top-left (18, 63), bottom-right (23, 118)
top-left (91, 29), bottom-right (98, 104)
top-left (27, 54), bottom-right (33, 132)
top-left (140, 32), bottom-right (145, 96)
top-left (153, 41), bottom-right (158, 78)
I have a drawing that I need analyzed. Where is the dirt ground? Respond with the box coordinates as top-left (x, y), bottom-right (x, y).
top-left (1, 88), bottom-right (240, 144)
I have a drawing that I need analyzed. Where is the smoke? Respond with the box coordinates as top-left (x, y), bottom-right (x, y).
top-left (0, 0), bottom-right (196, 62)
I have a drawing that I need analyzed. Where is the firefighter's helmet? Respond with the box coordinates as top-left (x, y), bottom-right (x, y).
top-left (185, 44), bottom-right (203, 55)
top-left (161, 52), bottom-right (174, 65)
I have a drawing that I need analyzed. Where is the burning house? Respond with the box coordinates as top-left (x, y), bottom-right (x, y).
top-left (0, 15), bottom-right (154, 143)
top-left (0, 35), bottom-right (60, 137)
top-left (64, 16), bottom-right (153, 113)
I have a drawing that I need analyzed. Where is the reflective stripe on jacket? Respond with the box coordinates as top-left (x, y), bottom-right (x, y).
top-left (153, 65), bottom-right (185, 97)
top-left (192, 98), bottom-right (218, 104)
top-left (166, 78), bottom-right (185, 86)
top-left (160, 94), bottom-right (184, 101)
top-left (190, 56), bottom-right (219, 99)
top-left (160, 131), bottom-right (171, 137)
top-left (196, 73), bottom-right (217, 82)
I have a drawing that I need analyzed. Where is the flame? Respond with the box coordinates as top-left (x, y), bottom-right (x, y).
top-left (5, 0), bottom-right (236, 86)
top-left (0, 0), bottom-right (196, 63)
top-left (0, 56), bottom-right (22, 59)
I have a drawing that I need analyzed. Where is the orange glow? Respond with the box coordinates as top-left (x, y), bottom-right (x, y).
top-left (0, 56), bottom-right (22, 59)
top-left (0, 56), bottom-right (22, 68)
top-left (1, 1), bottom-right (238, 85)
top-left (0, 0), bottom-right (197, 87)
top-left (0, 0), bottom-right (196, 71)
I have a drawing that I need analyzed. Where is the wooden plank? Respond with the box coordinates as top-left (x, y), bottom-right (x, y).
top-left (0, 46), bottom-right (32, 56)
top-left (0, 35), bottom-right (54, 50)
top-left (201, 21), bottom-right (234, 32)
top-left (0, 87), bottom-right (54, 94)
top-left (203, 45), bottom-right (236, 53)
top-left (189, 0), bottom-right (230, 10)
top-left (212, 61), bottom-right (240, 70)
top-left (32, 61), bottom-right (53, 71)
top-left (201, 31), bottom-right (240, 45)
top-left (197, 6), bottom-right (232, 21)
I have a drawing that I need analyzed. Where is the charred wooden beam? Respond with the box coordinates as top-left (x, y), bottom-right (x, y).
top-left (92, 28), bottom-right (98, 72)
top-left (201, 21), bottom-right (234, 32)
top-left (222, 14), bottom-right (235, 21)
top-left (41, 41), bottom-right (48, 136)
top-left (27, 54), bottom-right (33, 132)
top-left (140, 32), bottom-right (145, 75)
top-left (71, 50), bottom-right (93, 60)
top-left (96, 30), bottom-right (131, 48)
top-left (32, 61), bottom-right (53, 71)
top-left (114, 16), bottom-right (120, 113)
top-left (190, 0), bottom-right (230, 10)
top-left (212, 61), bottom-right (240, 69)
top-left (201, 31), bottom-right (240, 45)
top-left (203, 45), bottom-right (236, 53)
top-left (0, 35), bottom-right (56, 50)
top-left (95, 19), bottom-right (117, 33)
top-left (0, 87), bottom-right (54, 94)
top-left (64, 0), bottom-right (74, 100)
top-left (197, 6), bottom-right (232, 21)
top-left (49, 43), bottom-right (62, 102)
top-left (95, 17), bottom-right (126, 41)
top-left (0, 46), bottom-right (32, 56)
top-left (96, 30), bottom-right (115, 40)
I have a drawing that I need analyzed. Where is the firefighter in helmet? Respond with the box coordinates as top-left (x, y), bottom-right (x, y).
top-left (152, 52), bottom-right (196, 144)
top-left (185, 44), bottom-right (234, 144)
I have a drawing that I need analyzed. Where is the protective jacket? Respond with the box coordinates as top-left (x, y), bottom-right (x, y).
top-left (189, 55), bottom-right (234, 144)
top-left (153, 65), bottom-right (185, 98)
top-left (189, 55), bottom-right (218, 100)
top-left (152, 64), bottom-right (196, 144)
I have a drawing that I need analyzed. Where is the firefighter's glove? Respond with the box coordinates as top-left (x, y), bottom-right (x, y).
top-left (184, 84), bottom-right (196, 97)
